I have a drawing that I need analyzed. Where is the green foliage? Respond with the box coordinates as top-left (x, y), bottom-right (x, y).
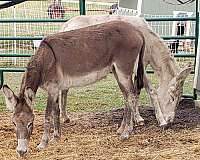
top-left (0, 70), bottom-right (194, 112)
top-left (0, 73), bottom-right (152, 112)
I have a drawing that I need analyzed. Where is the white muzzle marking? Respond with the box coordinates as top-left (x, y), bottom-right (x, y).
top-left (16, 139), bottom-right (28, 156)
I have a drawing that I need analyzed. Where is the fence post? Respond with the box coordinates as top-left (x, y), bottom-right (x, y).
top-left (194, 0), bottom-right (199, 100)
top-left (79, 0), bottom-right (86, 15)
top-left (0, 71), bottom-right (4, 89)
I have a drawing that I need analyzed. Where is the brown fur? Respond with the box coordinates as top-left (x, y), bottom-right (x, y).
top-left (23, 21), bottom-right (145, 91)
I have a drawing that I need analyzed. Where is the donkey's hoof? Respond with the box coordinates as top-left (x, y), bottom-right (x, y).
top-left (135, 120), bottom-right (145, 126)
top-left (37, 142), bottom-right (47, 151)
top-left (159, 121), bottom-right (168, 128)
top-left (50, 137), bottom-right (60, 144)
top-left (127, 126), bottom-right (133, 133)
top-left (117, 127), bottom-right (124, 135)
top-left (159, 123), bottom-right (169, 130)
top-left (120, 132), bottom-right (129, 140)
top-left (160, 123), bottom-right (171, 130)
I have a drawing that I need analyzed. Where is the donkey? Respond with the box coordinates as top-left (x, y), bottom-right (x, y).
top-left (3, 21), bottom-right (145, 156)
top-left (59, 15), bottom-right (192, 126)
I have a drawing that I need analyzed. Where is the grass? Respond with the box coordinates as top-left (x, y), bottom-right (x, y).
top-left (0, 72), bottom-right (152, 112)
top-left (0, 71), bottom-right (194, 112)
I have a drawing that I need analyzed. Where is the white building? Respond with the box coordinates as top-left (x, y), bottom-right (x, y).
top-left (119, 0), bottom-right (198, 16)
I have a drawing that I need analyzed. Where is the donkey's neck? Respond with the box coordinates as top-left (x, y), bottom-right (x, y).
top-left (147, 31), bottom-right (179, 86)
top-left (19, 57), bottom-right (42, 95)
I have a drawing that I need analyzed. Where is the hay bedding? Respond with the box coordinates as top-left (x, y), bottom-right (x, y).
top-left (1, 99), bottom-right (200, 160)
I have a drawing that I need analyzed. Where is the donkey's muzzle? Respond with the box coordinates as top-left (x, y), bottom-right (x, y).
top-left (16, 139), bottom-right (28, 157)
top-left (17, 149), bottom-right (27, 157)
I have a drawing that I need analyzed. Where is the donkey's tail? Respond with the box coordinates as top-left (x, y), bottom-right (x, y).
top-left (134, 36), bottom-right (145, 91)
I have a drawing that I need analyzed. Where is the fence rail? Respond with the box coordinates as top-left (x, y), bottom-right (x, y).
top-left (145, 17), bottom-right (196, 21)
top-left (0, 54), bottom-right (32, 57)
top-left (0, 0), bottom-right (199, 99)
top-left (0, 17), bottom-right (197, 23)
top-left (0, 36), bottom-right (196, 40)
top-left (0, 19), bottom-right (68, 23)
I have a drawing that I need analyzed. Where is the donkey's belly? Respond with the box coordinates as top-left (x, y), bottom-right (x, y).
top-left (59, 66), bottom-right (111, 88)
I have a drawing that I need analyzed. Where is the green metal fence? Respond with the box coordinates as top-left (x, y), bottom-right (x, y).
top-left (0, 0), bottom-right (199, 99)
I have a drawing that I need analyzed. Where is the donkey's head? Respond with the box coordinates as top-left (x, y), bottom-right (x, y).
top-left (157, 64), bottom-right (192, 124)
top-left (2, 85), bottom-right (35, 157)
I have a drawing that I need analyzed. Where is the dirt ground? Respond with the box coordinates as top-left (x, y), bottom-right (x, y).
top-left (1, 99), bottom-right (200, 160)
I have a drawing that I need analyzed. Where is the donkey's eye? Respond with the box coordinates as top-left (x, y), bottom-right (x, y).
top-left (27, 122), bottom-right (33, 128)
top-left (13, 122), bottom-right (16, 126)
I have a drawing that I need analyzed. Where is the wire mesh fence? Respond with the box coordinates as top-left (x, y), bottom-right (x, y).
top-left (0, 0), bottom-right (196, 97)
top-left (0, 0), bottom-right (117, 67)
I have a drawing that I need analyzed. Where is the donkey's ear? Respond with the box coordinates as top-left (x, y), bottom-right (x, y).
top-left (175, 64), bottom-right (192, 83)
top-left (24, 87), bottom-right (35, 108)
top-left (2, 85), bottom-right (17, 112)
top-left (169, 64), bottom-right (192, 94)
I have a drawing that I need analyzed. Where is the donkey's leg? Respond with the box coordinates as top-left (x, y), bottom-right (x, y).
top-left (131, 71), bottom-right (168, 126)
top-left (113, 68), bottom-right (129, 135)
top-left (116, 105), bottom-right (131, 135)
top-left (143, 73), bottom-right (167, 126)
top-left (113, 68), bottom-right (137, 139)
top-left (133, 88), bottom-right (144, 126)
top-left (120, 85), bottom-right (137, 139)
top-left (37, 95), bottom-right (53, 150)
top-left (51, 93), bottom-right (61, 141)
top-left (62, 90), bottom-right (70, 123)
top-left (59, 89), bottom-right (70, 123)
top-left (131, 73), bottom-right (145, 126)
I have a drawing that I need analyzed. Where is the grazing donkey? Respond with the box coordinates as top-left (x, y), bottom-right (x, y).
top-left (59, 15), bottom-right (192, 126)
top-left (3, 21), bottom-right (145, 156)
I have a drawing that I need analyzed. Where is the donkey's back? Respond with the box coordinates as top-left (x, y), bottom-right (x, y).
top-left (39, 21), bottom-right (145, 89)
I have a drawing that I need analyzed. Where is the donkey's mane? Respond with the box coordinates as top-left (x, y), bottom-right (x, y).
top-left (19, 49), bottom-right (44, 95)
